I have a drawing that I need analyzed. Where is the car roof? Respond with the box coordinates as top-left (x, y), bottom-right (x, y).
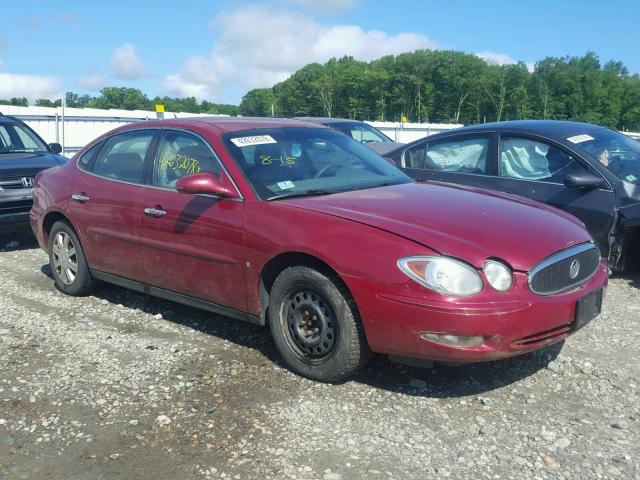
top-left (122, 116), bottom-right (329, 134)
top-left (0, 114), bottom-right (21, 124)
top-left (293, 117), bottom-right (365, 125)
top-left (453, 119), bottom-right (611, 138)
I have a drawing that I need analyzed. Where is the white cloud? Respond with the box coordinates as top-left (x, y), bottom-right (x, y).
top-left (0, 59), bottom-right (4, 69)
top-left (477, 51), bottom-right (535, 72)
top-left (109, 43), bottom-right (147, 80)
top-left (77, 73), bottom-right (109, 91)
top-left (476, 51), bottom-right (517, 66)
top-left (0, 73), bottom-right (62, 101)
top-left (287, 0), bottom-right (359, 14)
top-left (163, 5), bottom-right (435, 101)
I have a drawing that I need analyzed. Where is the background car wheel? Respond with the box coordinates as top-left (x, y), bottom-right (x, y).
top-left (48, 221), bottom-right (94, 296)
top-left (268, 266), bottom-right (370, 382)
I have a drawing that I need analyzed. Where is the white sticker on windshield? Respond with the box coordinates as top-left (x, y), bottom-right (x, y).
top-left (626, 174), bottom-right (637, 182)
top-left (230, 135), bottom-right (277, 147)
top-left (277, 180), bottom-right (295, 190)
top-left (566, 134), bottom-right (594, 144)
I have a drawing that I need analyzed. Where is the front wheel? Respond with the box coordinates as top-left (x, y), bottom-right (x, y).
top-left (268, 266), bottom-right (370, 382)
top-left (48, 221), bottom-right (94, 296)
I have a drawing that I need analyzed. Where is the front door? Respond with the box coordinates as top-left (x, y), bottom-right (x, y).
top-left (490, 134), bottom-right (616, 251)
top-left (68, 129), bottom-right (158, 281)
top-left (136, 129), bottom-right (247, 312)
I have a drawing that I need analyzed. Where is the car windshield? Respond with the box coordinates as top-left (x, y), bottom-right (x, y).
top-left (223, 127), bottom-right (410, 200)
top-left (328, 122), bottom-right (392, 143)
top-left (568, 129), bottom-right (640, 184)
top-left (0, 122), bottom-right (48, 154)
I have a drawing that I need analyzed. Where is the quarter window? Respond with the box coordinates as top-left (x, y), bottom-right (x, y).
top-left (77, 142), bottom-right (103, 171)
top-left (92, 131), bottom-right (154, 184)
top-left (405, 137), bottom-right (489, 174)
top-left (153, 131), bottom-right (221, 189)
top-left (499, 137), bottom-right (587, 183)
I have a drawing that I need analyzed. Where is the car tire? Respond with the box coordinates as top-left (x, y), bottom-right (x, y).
top-left (268, 266), bottom-right (371, 382)
top-left (48, 220), bottom-right (94, 296)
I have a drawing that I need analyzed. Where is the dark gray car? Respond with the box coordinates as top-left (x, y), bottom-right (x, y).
top-left (383, 120), bottom-right (640, 272)
top-left (0, 113), bottom-right (65, 231)
top-left (293, 117), bottom-right (403, 154)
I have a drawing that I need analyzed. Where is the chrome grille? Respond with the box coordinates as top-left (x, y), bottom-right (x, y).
top-left (529, 243), bottom-right (600, 295)
top-left (0, 177), bottom-right (33, 190)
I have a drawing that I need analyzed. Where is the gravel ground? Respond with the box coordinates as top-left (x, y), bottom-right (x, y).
top-left (0, 230), bottom-right (638, 480)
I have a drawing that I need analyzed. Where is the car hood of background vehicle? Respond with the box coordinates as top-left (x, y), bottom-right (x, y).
top-left (0, 152), bottom-right (65, 177)
top-left (366, 141), bottom-right (404, 156)
top-left (281, 182), bottom-right (592, 271)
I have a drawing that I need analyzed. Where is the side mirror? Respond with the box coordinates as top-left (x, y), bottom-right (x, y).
top-left (175, 172), bottom-right (236, 198)
top-left (564, 172), bottom-right (605, 189)
top-left (49, 143), bottom-right (62, 154)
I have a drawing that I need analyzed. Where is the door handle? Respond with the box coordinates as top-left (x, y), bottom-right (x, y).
top-left (144, 207), bottom-right (167, 217)
top-left (71, 193), bottom-right (90, 202)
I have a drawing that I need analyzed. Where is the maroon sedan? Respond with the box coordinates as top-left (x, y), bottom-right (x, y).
top-left (30, 118), bottom-right (607, 382)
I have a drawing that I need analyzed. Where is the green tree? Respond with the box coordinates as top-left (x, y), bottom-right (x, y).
top-left (240, 88), bottom-right (277, 116)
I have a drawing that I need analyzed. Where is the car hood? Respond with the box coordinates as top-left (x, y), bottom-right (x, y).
top-left (0, 152), bottom-right (65, 178)
top-left (366, 141), bottom-right (404, 156)
top-left (280, 182), bottom-right (592, 271)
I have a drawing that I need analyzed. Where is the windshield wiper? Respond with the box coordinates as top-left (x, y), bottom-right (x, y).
top-left (267, 189), bottom-right (335, 201)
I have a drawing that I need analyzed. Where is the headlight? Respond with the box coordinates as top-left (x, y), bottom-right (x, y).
top-left (398, 256), bottom-right (483, 297)
top-left (483, 260), bottom-right (513, 291)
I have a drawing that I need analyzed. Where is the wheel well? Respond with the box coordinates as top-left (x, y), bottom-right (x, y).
top-left (259, 252), bottom-right (353, 323)
top-left (620, 226), bottom-right (640, 273)
top-left (42, 211), bottom-right (71, 244)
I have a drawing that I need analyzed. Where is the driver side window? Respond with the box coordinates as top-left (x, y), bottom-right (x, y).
top-left (153, 131), bottom-right (221, 189)
top-left (499, 136), bottom-right (587, 183)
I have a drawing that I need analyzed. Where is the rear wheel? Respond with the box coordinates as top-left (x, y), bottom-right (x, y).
top-left (48, 221), bottom-right (94, 296)
top-left (268, 266), bottom-right (370, 382)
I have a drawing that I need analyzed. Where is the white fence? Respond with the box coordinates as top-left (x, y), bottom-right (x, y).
top-left (2, 104), bottom-right (638, 157)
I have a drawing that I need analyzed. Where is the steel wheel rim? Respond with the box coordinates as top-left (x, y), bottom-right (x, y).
top-left (52, 232), bottom-right (78, 285)
top-left (282, 289), bottom-right (337, 364)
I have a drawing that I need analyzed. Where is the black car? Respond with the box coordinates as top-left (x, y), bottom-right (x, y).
top-left (293, 117), bottom-right (402, 152)
top-left (383, 120), bottom-right (640, 272)
top-left (0, 113), bottom-right (65, 231)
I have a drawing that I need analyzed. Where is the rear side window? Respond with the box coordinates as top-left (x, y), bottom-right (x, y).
top-left (152, 130), bottom-right (221, 189)
top-left (92, 131), bottom-right (154, 184)
top-left (405, 137), bottom-right (489, 174)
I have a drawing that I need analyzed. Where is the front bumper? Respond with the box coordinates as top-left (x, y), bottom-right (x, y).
top-left (0, 211), bottom-right (30, 226)
top-left (347, 260), bottom-right (608, 363)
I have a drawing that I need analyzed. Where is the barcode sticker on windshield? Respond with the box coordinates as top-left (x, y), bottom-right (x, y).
top-left (277, 180), bottom-right (295, 190)
top-left (230, 135), bottom-right (277, 147)
top-left (566, 134), bottom-right (594, 144)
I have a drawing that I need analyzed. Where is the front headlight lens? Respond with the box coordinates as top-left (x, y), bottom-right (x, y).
top-left (483, 260), bottom-right (513, 291)
top-left (398, 256), bottom-right (483, 297)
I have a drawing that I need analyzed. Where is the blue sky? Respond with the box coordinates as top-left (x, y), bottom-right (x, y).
top-left (1, 0), bottom-right (639, 104)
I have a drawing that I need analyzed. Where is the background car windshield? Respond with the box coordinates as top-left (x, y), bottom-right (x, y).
top-left (571, 130), bottom-right (640, 184)
top-left (0, 123), bottom-right (48, 153)
top-left (223, 127), bottom-right (409, 199)
top-left (329, 122), bottom-right (391, 143)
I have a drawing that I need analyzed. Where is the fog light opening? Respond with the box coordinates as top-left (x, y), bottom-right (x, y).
top-left (420, 332), bottom-right (485, 347)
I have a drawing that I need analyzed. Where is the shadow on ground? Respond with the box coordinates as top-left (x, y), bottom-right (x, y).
top-left (0, 229), bottom-right (39, 252)
top-left (39, 258), bottom-right (560, 398)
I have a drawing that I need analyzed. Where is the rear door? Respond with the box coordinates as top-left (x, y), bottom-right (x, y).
top-left (135, 129), bottom-right (247, 311)
top-left (401, 133), bottom-right (497, 189)
top-left (68, 129), bottom-right (159, 281)
top-left (490, 133), bottom-right (616, 249)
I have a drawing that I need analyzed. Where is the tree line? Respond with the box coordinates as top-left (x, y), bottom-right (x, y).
top-left (0, 88), bottom-right (239, 116)
top-left (2, 50), bottom-right (639, 130)
top-left (239, 51), bottom-right (640, 131)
